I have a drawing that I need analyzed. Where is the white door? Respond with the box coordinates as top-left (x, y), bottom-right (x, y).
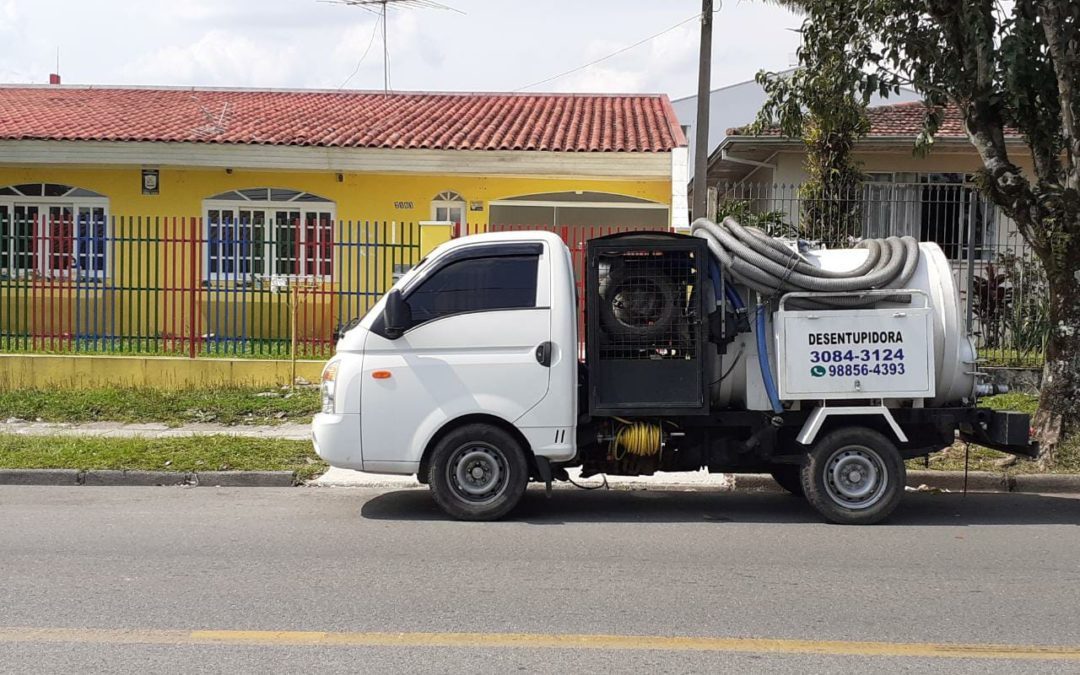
top-left (360, 243), bottom-right (552, 468)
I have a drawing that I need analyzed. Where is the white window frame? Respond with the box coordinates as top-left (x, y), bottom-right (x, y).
top-left (0, 183), bottom-right (110, 280)
top-left (431, 190), bottom-right (466, 236)
top-left (201, 189), bottom-right (336, 282)
top-left (860, 172), bottom-right (994, 260)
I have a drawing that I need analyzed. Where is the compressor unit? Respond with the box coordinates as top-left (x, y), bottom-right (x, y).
top-left (586, 232), bottom-right (710, 416)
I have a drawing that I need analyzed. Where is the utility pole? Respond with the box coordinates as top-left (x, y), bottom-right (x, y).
top-left (692, 0), bottom-right (713, 221)
top-left (381, 1), bottom-right (389, 92)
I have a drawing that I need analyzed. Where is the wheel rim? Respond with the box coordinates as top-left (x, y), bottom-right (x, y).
top-left (447, 443), bottom-right (509, 504)
top-left (823, 445), bottom-right (888, 510)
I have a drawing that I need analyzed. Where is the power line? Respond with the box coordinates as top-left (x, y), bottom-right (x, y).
top-left (514, 12), bottom-right (702, 92)
top-left (338, 14), bottom-right (383, 89)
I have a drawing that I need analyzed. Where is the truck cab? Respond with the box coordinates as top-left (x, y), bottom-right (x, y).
top-left (313, 228), bottom-right (1036, 524)
top-left (313, 231), bottom-right (578, 516)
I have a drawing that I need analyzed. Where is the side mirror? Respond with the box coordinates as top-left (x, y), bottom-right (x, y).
top-left (382, 289), bottom-right (411, 339)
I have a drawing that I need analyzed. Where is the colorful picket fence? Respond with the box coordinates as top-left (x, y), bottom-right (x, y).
top-left (0, 216), bottom-right (660, 359)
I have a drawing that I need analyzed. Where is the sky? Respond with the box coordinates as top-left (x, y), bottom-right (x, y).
top-left (0, 0), bottom-right (803, 100)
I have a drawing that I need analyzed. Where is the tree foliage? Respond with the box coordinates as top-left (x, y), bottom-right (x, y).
top-left (754, 16), bottom-right (871, 243)
top-left (758, 0), bottom-right (1080, 462)
top-left (714, 197), bottom-right (791, 236)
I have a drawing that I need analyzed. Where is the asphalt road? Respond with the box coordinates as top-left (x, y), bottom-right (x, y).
top-left (2, 485), bottom-right (1079, 674)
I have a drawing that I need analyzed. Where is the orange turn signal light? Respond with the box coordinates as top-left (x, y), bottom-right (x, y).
top-left (372, 370), bottom-right (392, 379)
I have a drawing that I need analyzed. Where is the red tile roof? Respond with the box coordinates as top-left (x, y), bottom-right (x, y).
top-left (0, 86), bottom-right (685, 152)
top-left (728, 100), bottom-right (1019, 139)
top-left (865, 101), bottom-right (968, 137)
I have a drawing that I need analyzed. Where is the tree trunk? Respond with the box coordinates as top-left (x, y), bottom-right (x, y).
top-left (1034, 256), bottom-right (1080, 467)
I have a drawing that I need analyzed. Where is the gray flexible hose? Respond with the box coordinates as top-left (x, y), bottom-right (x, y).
top-left (690, 217), bottom-right (920, 307)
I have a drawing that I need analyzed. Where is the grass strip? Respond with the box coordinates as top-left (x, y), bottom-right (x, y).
top-left (0, 434), bottom-right (326, 481)
top-left (979, 392), bottom-right (1038, 415)
top-left (0, 386), bottom-right (320, 427)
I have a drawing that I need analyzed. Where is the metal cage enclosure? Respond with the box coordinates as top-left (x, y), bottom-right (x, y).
top-left (585, 232), bottom-right (710, 416)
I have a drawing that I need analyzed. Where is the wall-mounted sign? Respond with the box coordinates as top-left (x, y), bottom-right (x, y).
top-left (393, 201), bottom-right (414, 209)
top-left (141, 169), bottom-right (159, 195)
top-left (470, 200), bottom-right (484, 212)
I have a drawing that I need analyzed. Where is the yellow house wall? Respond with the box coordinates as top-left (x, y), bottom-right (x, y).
top-left (0, 166), bottom-right (670, 224)
top-left (0, 353), bottom-right (324, 390)
top-left (0, 166), bottom-right (669, 349)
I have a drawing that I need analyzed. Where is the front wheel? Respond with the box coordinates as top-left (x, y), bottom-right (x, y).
top-left (428, 423), bottom-right (530, 521)
top-left (801, 428), bottom-right (905, 525)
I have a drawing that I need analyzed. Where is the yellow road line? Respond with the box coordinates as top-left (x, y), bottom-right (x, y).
top-left (0, 627), bottom-right (1077, 661)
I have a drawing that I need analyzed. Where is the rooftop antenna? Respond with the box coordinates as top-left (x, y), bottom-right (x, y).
top-left (49, 47), bottom-right (61, 85)
top-left (329, 0), bottom-right (463, 94)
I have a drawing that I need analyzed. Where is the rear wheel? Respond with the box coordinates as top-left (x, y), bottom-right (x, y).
top-left (428, 423), bottom-right (529, 521)
top-left (769, 464), bottom-right (804, 497)
top-left (801, 428), bottom-right (905, 525)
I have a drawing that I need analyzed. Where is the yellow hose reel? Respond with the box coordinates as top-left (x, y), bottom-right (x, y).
top-left (611, 418), bottom-right (664, 460)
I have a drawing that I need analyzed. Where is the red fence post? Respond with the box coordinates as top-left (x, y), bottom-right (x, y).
top-left (188, 217), bottom-right (198, 359)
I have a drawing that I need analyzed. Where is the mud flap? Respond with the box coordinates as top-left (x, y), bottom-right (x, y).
top-left (534, 456), bottom-right (553, 497)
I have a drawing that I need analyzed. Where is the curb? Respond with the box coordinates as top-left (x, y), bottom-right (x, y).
top-left (190, 471), bottom-right (296, 488)
top-left (1012, 473), bottom-right (1080, 494)
top-left (0, 469), bottom-right (1077, 493)
top-left (0, 469), bottom-right (81, 486)
top-left (0, 469), bottom-right (296, 487)
top-left (82, 470), bottom-right (192, 487)
top-left (906, 470), bottom-right (1013, 492)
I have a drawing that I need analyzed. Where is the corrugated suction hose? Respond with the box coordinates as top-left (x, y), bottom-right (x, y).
top-left (690, 217), bottom-right (920, 307)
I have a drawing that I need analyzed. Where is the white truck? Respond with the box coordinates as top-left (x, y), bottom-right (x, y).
top-left (312, 222), bottom-right (1035, 524)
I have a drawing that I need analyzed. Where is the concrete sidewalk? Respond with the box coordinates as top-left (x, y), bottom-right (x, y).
top-left (312, 466), bottom-right (737, 489)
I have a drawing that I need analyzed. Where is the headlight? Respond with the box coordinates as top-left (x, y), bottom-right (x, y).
top-left (321, 361), bottom-right (341, 414)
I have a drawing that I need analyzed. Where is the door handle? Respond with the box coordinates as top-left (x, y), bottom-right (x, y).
top-left (535, 341), bottom-right (553, 367)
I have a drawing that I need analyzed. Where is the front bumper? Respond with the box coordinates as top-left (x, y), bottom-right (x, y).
top-left (311, 413), bottom-right (364, 470)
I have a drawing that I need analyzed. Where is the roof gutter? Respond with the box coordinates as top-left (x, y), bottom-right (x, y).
top-left (720, 147), bottom-right (776, 169)
top-left (707, 135), bottom-right (797, 166)
top-left (721, 134), bottom-right (1026, 147)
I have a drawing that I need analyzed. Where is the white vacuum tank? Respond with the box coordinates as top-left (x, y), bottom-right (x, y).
top-left (710, 242), bottom-right (977, 409)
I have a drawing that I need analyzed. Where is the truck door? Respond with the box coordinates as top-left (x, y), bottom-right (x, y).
top-left (360, 242), bottom-right (552, 469)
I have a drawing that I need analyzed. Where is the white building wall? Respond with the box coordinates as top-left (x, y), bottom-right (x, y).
top-left (671, 147), bottom-right (690, 230)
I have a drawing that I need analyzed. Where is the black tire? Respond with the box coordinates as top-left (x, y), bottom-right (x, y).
top-left (801, 427), bottom-right (905, 525)
top-left (599, 266), bottom-right (680, 341)
top-left (769, 464), bottom-right (805, 497)
top-left (428, 423), bottom-right (530, 521)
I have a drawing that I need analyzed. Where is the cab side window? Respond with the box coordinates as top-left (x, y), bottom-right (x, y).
top-left (406, 254), bottom-right (539, 327)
